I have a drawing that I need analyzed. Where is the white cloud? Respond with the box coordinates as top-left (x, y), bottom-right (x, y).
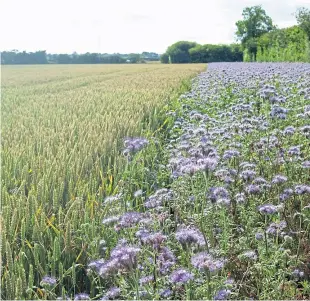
top-left (1, 0), bottom-right (309, 53)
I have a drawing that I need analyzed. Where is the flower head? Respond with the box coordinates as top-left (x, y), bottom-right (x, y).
top-left (175, 227), bottom-right (206, 246)
top-left (40, 276), bottom-right (57, 287)
top-left (214, 289), bottom-right (232, 300)
top-left (191, 252), bottom-right (225, 272)
top-left (101, 287), bottom-right (121, 300)
top-left (169, 268), bottom-right (194, 284)
top-left (258, 204), bottom-right (278, 214)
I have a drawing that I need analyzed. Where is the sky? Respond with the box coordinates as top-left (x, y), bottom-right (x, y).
top-left (1, 0), bottom-right (310, 54)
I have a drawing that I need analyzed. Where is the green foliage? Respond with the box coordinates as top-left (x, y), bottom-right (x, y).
top-left (236, 5), bottom-right (275, 60)
top-left (243, 48), bottom-right (251, 62)
top-left (160, 53), bottom-right (169, 64)
top-left (295, 7), bottom-right (310, 40)
top-left (0, 51), bottom-right (48, 64)
top-left (235, 5), bottom-right (275, 45)
top-left (1, 51), bottom-right (160, 65)
top-left (163, 42), bottom-right (243, 63)
top-left (256, 26), bottom-right (309, 62)
top-left (166, 41), bottom-right (198, 63)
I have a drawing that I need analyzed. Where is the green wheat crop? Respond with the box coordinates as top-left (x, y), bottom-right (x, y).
top-left (1, 63), bottom-right (205, 299)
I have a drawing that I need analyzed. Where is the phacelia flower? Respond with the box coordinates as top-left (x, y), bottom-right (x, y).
top-left (101, 287), bottom-right (121, 300)
top-left (169, 268), bottom-right (194, 284)
top-left (176, 227), bottom-right (206, 246)
top-left (214, 289), bottom-right (232, 300)
top-left (40, 276), bottom-right (57, 287)
top-left (191, 252), bottom-right (225, 272)
top-left (258, 204), bottom-right (278, 214)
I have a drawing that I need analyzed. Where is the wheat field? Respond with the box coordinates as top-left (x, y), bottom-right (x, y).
top-left (1, 64), bottom-right (205, 299)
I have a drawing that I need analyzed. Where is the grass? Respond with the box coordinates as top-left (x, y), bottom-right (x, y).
top-left (1, 63), bottom-right (205, 300)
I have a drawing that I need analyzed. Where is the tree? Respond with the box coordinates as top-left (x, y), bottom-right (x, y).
top-left (166, 41), bottom-right (197, 63)
top-left (127, 53), bottom-right (140, 63)
top-left (236, 5), bottom-right (275, 59)
top-left (236, 6), bottom-right (275, 44)
top-left (295, 7), bottom-right (310, 40)
top-left (160, 53), bottom-right (169, 64)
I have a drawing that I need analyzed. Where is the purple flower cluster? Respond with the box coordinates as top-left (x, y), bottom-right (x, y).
top-left (191, 252), bottom-right (226, 272)
top-left (144, 188), bottom-right (173, 209)
top-left (40, 276), bottom-right (57, 287)
top-left (84, 63), bottom-right (310, 300)
top-left (266, 221), bottom-right (287, 236)
top-left (214, 289), bottom-right (232, 300)
top-left (258, 204), bottom-right (278, 215)
top-left (101, 287), bottom-right (121, 300)
top-left (175, 226), bottom-right (206, 247)
top-left (169, 268), bottom-right (194, 284)
top-left (123, 137), bottom-right (149, 156)
top-left (89, 244), bottom-right (140, 278)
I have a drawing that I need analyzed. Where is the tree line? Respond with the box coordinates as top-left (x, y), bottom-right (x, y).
top-left (160, 42), bottom-right (243, 64)
top-left (236, 6), bottom-right (310, 62)
top-left (0, 51), bottom-right (159, 65)
top-left (161, 6), bottom-right (310, 63)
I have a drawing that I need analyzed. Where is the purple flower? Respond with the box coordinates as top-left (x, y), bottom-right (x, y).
top-left (74, 293), bottom-right (90, 300)
top-left (214, 289), bottom-right (232, 300)
top-left (288, 146), bottom-right (301, 156)
top-left (101, 287), bottom-right (121, 300)
top-left (270, 106), bottom-right (288, 119)
top-left (136, 229), bottom-right (150, 242)
top-left (117, 212), bottom-right (143, 228)
top-left (240, 170), bottom-right (256, 181)
top-left (223, 149), bottom-right (240, 160)
top-left (295, 184), bottom-right (310, 195)
top-left (198, 157), bottom-right (218, 171)
top-left (88, 259), bottom-right (105, 272)
top-left (191, 252), bottom-right (225, 272)
top-left (255, 232), bottom-right (264, 241)
top-left (253, 177), bottom-right (268, 185)
top-left (271, 175), bottom-right (287, 185)
top-left (98, 245), bottom-right (141, 277)
top-left (139, 275), bottom-right (154, 286)
top-left (302, 161), bottom-right (310, 168)
top-left (176, 227), bottom-right (206, 246)
top-left (280, 188), bottom-right (293, 202)
top-left (266, 221), bottom-right (287, 236)
top-left (169, 268), bottom-right (194, 284)
top-left (246, 184), bottom-right (261, 194)
top-left (143, 232), bottom-right (167, 249)
top-left (144, 189), bottom-right (173, 209)
top-left (158, 247), bottom-right (176, 275)
top-left (159, 288), bottom-right (173, 298)
top-left (209, 187), bottom-right (230, 203)
top-left (40, 276), bottom-right (57, 287)
top-left (283, 126), bottom-right (295, 136)
top-left (258, 204), bottom-right (278, 214)
top-left (123, 137), bottom-right (148, 155)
